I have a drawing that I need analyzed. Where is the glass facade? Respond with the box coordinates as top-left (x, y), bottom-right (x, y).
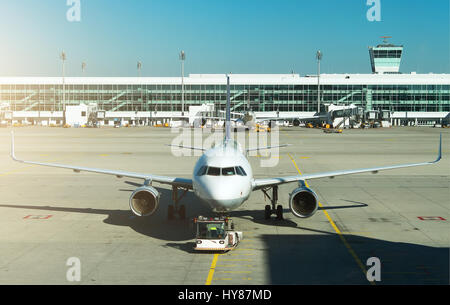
top-left (1, 80), bottom-right (449, 113)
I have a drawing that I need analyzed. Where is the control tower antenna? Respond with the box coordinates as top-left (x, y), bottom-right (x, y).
top-left (381, 36), bottom-right (392, 44)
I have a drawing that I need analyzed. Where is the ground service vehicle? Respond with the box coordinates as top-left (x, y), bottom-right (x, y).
top-left (194, 216), bottom-right (242, 252)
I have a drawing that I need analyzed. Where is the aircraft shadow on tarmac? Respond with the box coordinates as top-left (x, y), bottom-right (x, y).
top-left (0, 186), bottom-right (209, 242)
top-left (261, 234), bottom-right (449, 285)
top-left (226, 199), bottom-right (368, 228)
top-left (1, 192), bottom-right (448, 284)
top-left (163, 199), bottom-right (370, 254)
top-left (0, 181), bottom-right (371, 243)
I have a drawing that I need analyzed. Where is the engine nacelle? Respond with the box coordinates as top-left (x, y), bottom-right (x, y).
top-left (129, 186), bottom-right (160, 217)
top-left (289, 187), bottom-right (319, 218)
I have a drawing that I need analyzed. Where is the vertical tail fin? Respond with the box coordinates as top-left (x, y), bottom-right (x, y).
top-left (225, 74), bottom-right (231, 141)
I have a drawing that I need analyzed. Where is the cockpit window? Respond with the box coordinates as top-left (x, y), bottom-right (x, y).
top-left (207, 167), bottom-right (221, 176)
top-left (222, 167), bottom-right (235, 176)
top-left (203, 166), bottom-right (246, 177)
top-left (235, 166), bottom-right (247, 176)
top-left (196, 166), bottom-right (208, 176)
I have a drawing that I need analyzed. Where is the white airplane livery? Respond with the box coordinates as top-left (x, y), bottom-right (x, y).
top-left (10, 75), bottom-right (442, 221)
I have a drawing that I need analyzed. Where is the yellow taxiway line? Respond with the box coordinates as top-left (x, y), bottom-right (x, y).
top-left (205, 253), bottom-right (220, 285)
top-left (205, 153), bottom-right (375, 285)
top-left (287, 153), bottom-right (374, 285)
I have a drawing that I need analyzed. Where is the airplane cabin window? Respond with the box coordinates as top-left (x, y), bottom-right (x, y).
top-left (222, 167), bottom-right (235, 176)
top-left (207, 167), bottom-right (221, 176)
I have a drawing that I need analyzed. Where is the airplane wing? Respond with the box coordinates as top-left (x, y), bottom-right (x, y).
top-left (255, 115), bottom-right (321, 122)
top-left (252, 134), bottom-right (442, 190)
top-left (10, 132), bottom-right (193, 189)
top-left (192, 116), bottom-right (243, 122)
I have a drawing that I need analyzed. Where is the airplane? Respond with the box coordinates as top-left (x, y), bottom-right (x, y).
top-left (10, 75), bottom-right (442, 221)
top-left (240, 104), bottom-right (361, 128)
top-left (212, 103), bottom-right (360, 131)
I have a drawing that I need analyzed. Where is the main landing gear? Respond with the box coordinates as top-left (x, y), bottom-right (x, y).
top-left (261, 185), bottom-right (283, 220)
top-left (168, 185), bottom-right (189, 220)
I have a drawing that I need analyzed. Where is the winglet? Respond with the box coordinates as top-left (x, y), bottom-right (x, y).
top-left (10, 131), bottom-right (18, 161)
top-left (10, 131), bottom-right (23, 163)
top-left (433, 133), bottom-right (442, 163)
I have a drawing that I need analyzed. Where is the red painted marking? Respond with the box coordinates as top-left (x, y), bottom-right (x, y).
top-left (23, 215), bottom-right (53, 220)
top-left (417, 216), bottom-right (446, 221)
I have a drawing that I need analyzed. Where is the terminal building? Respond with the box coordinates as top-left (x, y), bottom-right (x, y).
top-left (1, 41), bottom-right (449, 127)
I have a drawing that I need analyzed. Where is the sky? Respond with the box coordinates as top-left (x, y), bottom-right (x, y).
top-left (0, 0), bottom-right (448, 77)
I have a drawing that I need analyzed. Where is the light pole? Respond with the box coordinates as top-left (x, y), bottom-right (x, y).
top-left (316, 50), bottom-right (322, 114)
top-left (81, 62), bottom-right (86, 106)
top-left (180, 51), bottom-right (185, 116)
top-left (137, 61), bottom-right (143, 126)
top-left (60, 51), bottom-right (67, 124)
top-left (137, 61), bottom-right (142, 77)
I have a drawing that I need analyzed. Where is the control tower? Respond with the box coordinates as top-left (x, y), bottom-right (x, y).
top-left (369, 36), bottom-right (403, 74)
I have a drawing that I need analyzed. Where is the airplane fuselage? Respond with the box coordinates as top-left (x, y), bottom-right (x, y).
top-left (192, 139), bottom-right (253, 212)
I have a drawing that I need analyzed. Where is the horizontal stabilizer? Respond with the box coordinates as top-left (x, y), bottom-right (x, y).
top-left (166, 144), bottom-right (206, 151)
top-left (246, 144), bottom-right (291, 153)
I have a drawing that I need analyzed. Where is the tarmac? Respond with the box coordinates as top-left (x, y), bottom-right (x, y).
top-left (0, 126), bottom-right (448, 285)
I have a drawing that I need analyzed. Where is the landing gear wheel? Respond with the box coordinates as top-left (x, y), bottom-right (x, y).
top-left (168, 205), bottom-right (175, 220)
top-left (264, 205), bottom-right (271, 220)
top-left (276, 205), bottom-right (284, 220)
top-left (179, 205), bottom-right (186, 220)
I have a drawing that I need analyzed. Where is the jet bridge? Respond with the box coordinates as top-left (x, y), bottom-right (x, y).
top-left (326, 104), bottom-right (363, 128)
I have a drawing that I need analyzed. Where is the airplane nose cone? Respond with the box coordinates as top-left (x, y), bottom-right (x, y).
top-left (203, 185), bottom-right (234, 201)
top-left (198, 180), bottom-right (246, 211)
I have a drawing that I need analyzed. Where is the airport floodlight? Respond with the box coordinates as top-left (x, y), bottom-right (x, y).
top-left (60, 51), bottom-right (67, 74)
top-left (82, 62), bottom-right (86, 73)
top-left (316, 50), bottom-right (322, 113)
top-left (60, 51), bottom-right (67, 77)
top-left (179, 50), bottom-right (186, 61)
top-left (60, 51), bottom-right (67, 124)
top-left (316, 50), bottom-right (322, 61)
top-left (137, 61), bottom-right (142, 77)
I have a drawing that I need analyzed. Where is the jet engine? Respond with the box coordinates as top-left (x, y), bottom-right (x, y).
top-left (289, 186), bottom-right (319, 218)
top-left (129, 186), bottom-right (160, 217)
